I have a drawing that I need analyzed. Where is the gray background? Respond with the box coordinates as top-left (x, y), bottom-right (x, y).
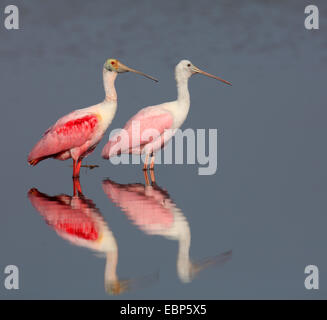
top-left (0, 0), bottom-right (326, 299)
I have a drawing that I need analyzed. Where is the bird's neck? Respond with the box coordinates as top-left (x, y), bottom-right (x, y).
top-left (103, 70), bottom-right (118, 102)
top-left (176, 72), bottom-right (190, 106)
top-left (176, 220), bottom-right (192, 282)
top-left (105, 250), bottom-right (118, 283)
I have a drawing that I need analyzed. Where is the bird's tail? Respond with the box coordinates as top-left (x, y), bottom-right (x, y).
top-left (28, 154), bottom-right (54, 166)
top-left (28, 159), bottom-right (41, 166)
top-left (102, 140), bottom-right (121, 159)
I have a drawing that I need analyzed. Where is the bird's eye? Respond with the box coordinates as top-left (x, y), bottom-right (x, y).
top-left (111, 61), bottom-right (115, 65)
top-left (187, 63), bottom-right (191, 67)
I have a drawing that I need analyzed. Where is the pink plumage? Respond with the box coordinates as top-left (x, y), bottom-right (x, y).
top-left (28, 111), bottom-right (100, 166)
top-left (27, 58), bottom-right (159, 177)
top-left (102, 106), bottom-right (173, 159)
top-left (102, 179), bottom-right (174, 233)
top-left (101, 59), bottom-right (231, 170)
top-left (28, 187), bottom-right (101, 242)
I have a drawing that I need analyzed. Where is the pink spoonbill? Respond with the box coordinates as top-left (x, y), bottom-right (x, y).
top-left (28, 59), bottom-right (158, 178)
top-left (28, 178), bottom-right (158, 295)
top-left (28, 180), bottom-right (123, 294)
top-left (102, 171), bottom-right (232, 283)
top-left (101, 60), bottom-right (231, 170)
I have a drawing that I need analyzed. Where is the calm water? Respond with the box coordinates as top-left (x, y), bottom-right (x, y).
top-left (0, 0), bottom-right (326, 299)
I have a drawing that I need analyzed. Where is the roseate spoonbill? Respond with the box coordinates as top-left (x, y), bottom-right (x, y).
top-left (102, 60), bottom-right (231, 170)
top-left (102, 171), bottom-right (232, 283)
top-left (28, 59), bottom-right (158, 178)
top-left (28, 178), bottom-right (158, 295)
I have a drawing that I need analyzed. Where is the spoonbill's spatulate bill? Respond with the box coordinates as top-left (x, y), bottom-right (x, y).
top-left (28, 59), bottom-right (158, 178)
top-left (101, 60), bottom-right (231, 170)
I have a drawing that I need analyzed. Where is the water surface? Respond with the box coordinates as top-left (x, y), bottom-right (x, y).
top-left (0, 0), bottom-right (326, 299)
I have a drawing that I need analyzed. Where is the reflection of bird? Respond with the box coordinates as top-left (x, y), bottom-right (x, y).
top-left (28, 59), bottom-right (158, 177)
top-left (102, 60), bottom-right (231, 170)
top-left (102, 171), bottom-right (231, 283)
top-left (28, 178), bottom-right (158, 295)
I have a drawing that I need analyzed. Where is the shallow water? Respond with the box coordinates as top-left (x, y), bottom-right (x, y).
top-left (0, 0), bottom-right (326, 299)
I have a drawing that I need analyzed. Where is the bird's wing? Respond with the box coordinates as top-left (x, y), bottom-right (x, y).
top-left (102, 106), bottom-right (173, 158)
top-left (28, 189), bottom-right (103, 242)
top-left (28, 110), bottom-right (100, 163)
top-left (102, 180), bottom-right (174, 231)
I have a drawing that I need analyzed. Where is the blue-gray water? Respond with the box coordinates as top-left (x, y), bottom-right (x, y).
top-left (0, 0), bottom-right (326, 299)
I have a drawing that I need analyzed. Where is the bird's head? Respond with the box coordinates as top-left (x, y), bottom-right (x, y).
top-left (104, 58), bottom-right (158, 82)
top-left (105, 279), bottom-right (130, 295)
top-left (176, 60), bottom-right (232, 85)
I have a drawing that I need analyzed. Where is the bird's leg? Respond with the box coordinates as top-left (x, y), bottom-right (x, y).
top-left (72, 159), bottom-right (77, 178)
top-left (149, 153), bottom-right (155, 171)
top-left (150, 169), bottom-right (156, 185)
top-left (76, 159), bottom-right (82, 176)
top-left (143, 153), bottom-right (149, 171)
top-left (143, 170), bottom-right (150, 186)
top-left (73, 159), bottom-right (82, 178)
top-left (73, 177), bottom-right (83, 196)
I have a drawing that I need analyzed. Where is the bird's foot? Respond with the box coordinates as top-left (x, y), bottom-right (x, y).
top-left (81, 164), bottom-right (99, 170)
